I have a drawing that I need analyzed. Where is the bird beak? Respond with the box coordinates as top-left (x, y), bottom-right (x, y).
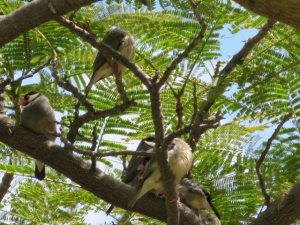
top-left (18, 98), bottom-right (27, 106)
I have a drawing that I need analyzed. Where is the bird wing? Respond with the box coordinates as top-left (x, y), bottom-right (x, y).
top-left (92, 31), bottom-right (125, 75)
top-left (122, 138), bottom-right (154, 185)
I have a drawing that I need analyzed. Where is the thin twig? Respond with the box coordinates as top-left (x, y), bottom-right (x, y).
top-left (90, 122), bottom-right (99, 172)
top-left (0, 59), bottom-right (51, 88)
top-left (51, 52), bottom-right (95, 112)
top-left (188, 19), bottom-right (275, 151)
top-left (157, 0), bottom-right (207, 88)
top-left (61, 135), bottom-right (155, 158)
top-left (255, 112), bottom-right (293, 207)
top-left (0, 59), bottom-right (51, 114)
top-left (191, 81), bottom-right (197, 123)
top-left (111, 61), bottom-right (130, 103)
top-left (51, 52), bottom-right (136, 144)
top-left (54, 120), bottom-right (93, 143)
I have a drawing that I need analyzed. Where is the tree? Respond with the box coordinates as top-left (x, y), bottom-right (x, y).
top-left (0, 0), bottom-right (300, 224)
top-left (233, 0), bottom-right (300, 31)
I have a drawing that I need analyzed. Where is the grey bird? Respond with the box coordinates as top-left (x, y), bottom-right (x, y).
top-left (106, 137), bottom-right (155, 215)
top-left (19, 92), bottom-right (56, 180)
top-left (128, 138), bottom-right (193, 208)
top-left (176, 178), bottom-right (220, 219)
top-left (85, 28), bottom-right (135, 95)
top-left (199, 209), bottom-right (221, 225)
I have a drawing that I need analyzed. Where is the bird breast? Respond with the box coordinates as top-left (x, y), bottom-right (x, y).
top-left (168, 138), bottom-right (193, 184)
top-left (119, 35), bottom-right (135, 61)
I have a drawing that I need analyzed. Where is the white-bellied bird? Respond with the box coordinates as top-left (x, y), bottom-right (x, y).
top-left (19, 92), bottom-right (56, 180)
top-left (85, 28), bottom-right (135, 95)
top-left (106, 137), bottom-right (155, 215)
top-left (128, 138), bottom-right (193, 208)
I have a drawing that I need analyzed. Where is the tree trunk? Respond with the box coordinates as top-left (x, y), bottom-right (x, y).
top-left (233, 0), bottom-right (300, 31)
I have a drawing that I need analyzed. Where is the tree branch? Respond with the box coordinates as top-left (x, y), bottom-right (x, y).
top-left (66, 100), bottom-right (136, 144)
top-left (0, 114), bottom-right (202, 225)
top-left (60, 134), bottom-right (155, 158)
top-left (157, 0), bottom-right (207, 88)
top-left (0, 0), bottom-right (99, 47)
top-left (188, 19), bottom-right (275, 150)
top-left (251, 181), bottom-right (300, 225)
top-left (51, 53), bottom-right (95, 112)
top-left (255, 112), bottom-right (293, 207)
top-left (90, 122), bottom-right (98, 172)
top-left (233, 0), bottom-right (300, 31)
top-left (0, 172), bottom-right (14, 202)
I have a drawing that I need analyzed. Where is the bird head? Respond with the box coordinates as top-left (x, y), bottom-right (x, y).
top-left (19, 91), bottom-right (41, 106)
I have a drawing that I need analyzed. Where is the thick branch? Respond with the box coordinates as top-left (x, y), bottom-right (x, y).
top-left (233, 0), bottom-right (300, 31)
top-left (0, 0), bottom-right (98, 47)
top-left (255, 112), bottom-right (293, 207)
top-left (251, 181), bottom-right (300, 225)
top-left (0, 115), bottom-right (202, 225)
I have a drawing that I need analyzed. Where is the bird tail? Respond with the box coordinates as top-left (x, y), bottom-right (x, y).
top-left (127, 188), bottom-right (142, 208)
top-left (35, 161), bottom-right (45, 181)
top-left (85, 82), bottom-right (92, 97)
top-left (209, 202), bottom-right (221, 219)
top-left (106, 205), bottom-right (115, 215)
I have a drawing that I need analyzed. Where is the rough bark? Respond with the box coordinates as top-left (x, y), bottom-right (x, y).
top-left (251, 181), bottom-right (300, 225)
top-left (0, 115), bottom-right (201, 225)
top-left (234, 0), bottom-right (300, 31)
top-left (0, 0), bottom-right (99, 47)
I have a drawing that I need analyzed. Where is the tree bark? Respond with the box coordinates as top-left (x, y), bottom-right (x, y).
top-left (0, 0), bottom-right (99, 47)
top-left (251, 181), bottom-right (300, 225)
top-left (0, 173), bottom-right (14, 202)
top-left (0, 115), bottom-right (201, 225)
top-left (233, 0), bottom-right (300, 31)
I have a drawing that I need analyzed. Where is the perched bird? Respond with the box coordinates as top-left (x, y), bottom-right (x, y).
top-left (106, 137), bottom-right (155, 215)
top-left (199, 209), bottom-right (221, 225)
top-left (85, 28), bottom-right (135, 95)
top-left (121, 137), bottom-right (155, 186)
top-left (128, 138), bottom-right (193, 208)
top-left (176, 178), bottom-right (220, 219)
top-left (19, 92), bottom-right (56, 180)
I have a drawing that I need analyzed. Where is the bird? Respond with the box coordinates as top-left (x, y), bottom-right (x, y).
top-left (106, 137), bottom-right (155, 215)
top-left (176, 178), bottom-right (220, 219)
top-left (199, 209), bottom-right (221, 225)
top-left (128, 138), bottom-right (193, 208)
top-left (85, 28), bottom-right (135, 95)
top-left (19, 91), bottom-right (56, 180)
